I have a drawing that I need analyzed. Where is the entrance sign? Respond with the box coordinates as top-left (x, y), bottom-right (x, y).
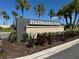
top-left (16, 18), bottom-right (64, 40)
top-left (29, 20), bottom-right (60, 25)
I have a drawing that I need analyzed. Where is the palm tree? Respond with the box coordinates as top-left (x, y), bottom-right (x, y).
top-left (48, 9), bottom-right (55, 19)
top-left (16, 0), bottom-right (30, 17)
top-left (34, 4), bottom-right (45, 19)
top-left (57, 9), bottom-right (63, 18)
top-left (0, 10), bottom-right (3, 16)
top-left (57, 7), bottom-right (69, 26)
top-left (1, 11), bottom-right (9, 25)
top-left (72, 0), bottom-right (79, 28)
top-left (3, 15), bottom-right (9, 25)
top-left (67, 3), bottom-right (74, 27)
top-left (12, 11), bottom-right (18, 32)
top-left (12, 11), bottom-right (18, 25)
top-left (62, 5), bottom-right (70, 26)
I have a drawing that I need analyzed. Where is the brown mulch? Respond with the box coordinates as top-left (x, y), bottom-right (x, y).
top-left (2, 36), bottom-right (79, 59)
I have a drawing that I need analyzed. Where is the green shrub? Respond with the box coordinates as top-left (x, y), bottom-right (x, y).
top-left (59, 32), bottom-right (66, 41)
top-left (8, 33), bottom-right (17, 43)
top-left (23, 30), bottom-right (79, 47)
top-left (46, 32), bottom-right (53, 44)
top-left (36, 33), bottom-right (45, 45)
top-left (36, 30), bottom-right (79, 44)
top-left (0, 27), bottom-right (3, 30)
top-left (0, 27), bottom-right (11, 32)
top-left (26, 34), bottom-right (34, 47)
top-left (3, 28), bottom-right (11, 32)
top-left (21, 33), bottom-right (29, 43)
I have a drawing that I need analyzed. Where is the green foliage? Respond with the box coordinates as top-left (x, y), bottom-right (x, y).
top-left (48, 9), bottom-right (55, 18)
top-left (12, 11), bottom-right (18, 17)
top-left (16, 0), bottom-right (21, 3)
top-left (23, 30), bottom-right (79, 47)
top-left (0, 27), bottom-right (2, 30)
top-left (0, 28), bottom-right (11, 32)
top-left (2, 11), bottom-right (10, 25)
top-left (16, 0), bottom-right (30, 17)
top-left (36, 30), bottom-right (79, 45)
top-left (21, 33), bottom-right (29, 42)
top-left (3, 28), bottom-right (11, 32)
top-left (8, 33), bottom-right (17, 43)
top-left (37, 33), bottom-right (44, 45)
top-left (34, 4), bottom-right (45, 18)
top-left (27, 34), bottom-right (34, 47)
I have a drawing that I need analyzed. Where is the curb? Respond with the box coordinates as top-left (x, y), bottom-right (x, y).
top-left (15, 39), bottom-right (79, 59)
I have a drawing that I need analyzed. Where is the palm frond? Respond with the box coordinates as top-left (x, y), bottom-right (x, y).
top-left (16, 5), bottom-right (20, 10)
top-left (12, 11), bottom-right (18, 16)
top-left (16, 0), bottom-right (22, 3)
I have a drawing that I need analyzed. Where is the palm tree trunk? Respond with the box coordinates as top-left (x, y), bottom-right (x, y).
top-left (65, 18), bottom-right (68, 25)
top-left (21, 8), bottom-right (24, 18)
top-left (6, 20), bottom-right (7, 25)
top-left (4, 21), bottom-right (5, 25)
top-left (14, 17), bottom-right (17, 25)
top-left (38, 14), bottom-right (41, 20)
top-left (64, 16), bottom-right (68, 25)
top-left (73, 12), bottom-right (77, 29)
top-left (69, 15), bottom-right (72, 29)
top-left (70, 18), bottom-right (72, 26)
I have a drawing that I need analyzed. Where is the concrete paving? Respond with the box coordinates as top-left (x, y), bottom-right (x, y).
top-left (45, 43), bottom-right (79, 59)
top-left (0, 32), bottom-right (11, 39)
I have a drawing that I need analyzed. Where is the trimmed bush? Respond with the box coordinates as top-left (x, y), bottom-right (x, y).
top-left (8, 33), bottom-right (17, 43)
top-left (36, 33), bottom-right (42, 45)
top-left (36, 30), bottom-right (79, 45)
top-left (21, 33), bottom-right (29, 43)
top-left (26, 34), bottom-right (34, 47)
top-left (17, 29), bottom-right (79, 48)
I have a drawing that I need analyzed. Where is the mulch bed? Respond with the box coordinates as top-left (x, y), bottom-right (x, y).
top-left (2, 36), bottom-right (79, 59)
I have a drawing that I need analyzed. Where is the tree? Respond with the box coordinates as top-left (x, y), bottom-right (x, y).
top-left (62, 5), bottom-right (70, 26)
top-left (1, 11), bottom-right (9, 25)
top-left (34, 4), bottom-right (45, 19)
top-left (57, 9), bottom-right (63, 19)
top-left (12, 11), bottom-right (18, 25)
top-left (3, 15), bottom-right (9, 25)
top-left (67, 3), bottom-right (74, 27)
top-left (57, 7), bottom-right (69, 26)
top-left (16, 0), bottom-right (30, 17)
top-left (48, 9), bottom-right (55, 19)
top-left (72, 0), bottom-right (79, 28)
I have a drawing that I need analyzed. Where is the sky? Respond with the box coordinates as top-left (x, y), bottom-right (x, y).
top-left (0, 0), bottom-right (72, 25)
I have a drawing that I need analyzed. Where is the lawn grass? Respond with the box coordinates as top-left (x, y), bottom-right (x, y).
top-left (0, 28), bottom-right (11, 32)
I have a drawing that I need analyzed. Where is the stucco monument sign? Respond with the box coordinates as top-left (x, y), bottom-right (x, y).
top-left (16, 18), bottom-right (64, 40)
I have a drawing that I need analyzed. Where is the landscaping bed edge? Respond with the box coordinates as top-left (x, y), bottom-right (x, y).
top-left (14, 38), bottom-right (79, 59)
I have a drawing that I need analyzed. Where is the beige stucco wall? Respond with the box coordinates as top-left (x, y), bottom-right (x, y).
top-left (26, 26), bottom-right (64, 37)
